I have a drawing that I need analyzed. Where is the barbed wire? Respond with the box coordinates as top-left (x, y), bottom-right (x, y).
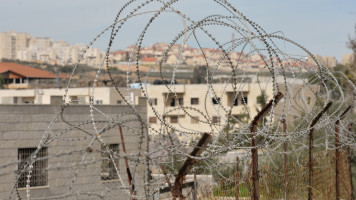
top-left (2, 0), bottom-right (356, 199)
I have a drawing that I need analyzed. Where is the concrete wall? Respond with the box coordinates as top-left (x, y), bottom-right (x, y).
top-left (0, 104), bottom-right (147, 200)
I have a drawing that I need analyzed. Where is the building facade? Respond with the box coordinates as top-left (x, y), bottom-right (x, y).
top-left (0, 31), bottom-right (104, 67)
top-left (0, 31), bottom-right (31, 60)
top-left (0, 87), bottom-right (142, 106)
top-left (0, 62), bottom-right (69, 89)
top-left (145, 80), bottom-right (319, 135)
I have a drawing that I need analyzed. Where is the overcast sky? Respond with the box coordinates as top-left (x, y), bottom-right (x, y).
top-left (1, 0), bottom-right (355, 61)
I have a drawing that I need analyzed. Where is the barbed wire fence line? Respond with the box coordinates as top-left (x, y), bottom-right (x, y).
top-left (1, 0), bottom-right (356, 199)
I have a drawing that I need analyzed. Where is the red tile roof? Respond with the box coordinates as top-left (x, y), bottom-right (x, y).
top-left (110, 50), bottom-right (127, 54)
top-left (141, 57), bottom-right (157, 62)
top-left (0, 62), bottom-right (67, 79)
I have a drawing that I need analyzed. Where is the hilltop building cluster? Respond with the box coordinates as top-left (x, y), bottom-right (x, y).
top-left (0, 31), bottom-right (104, 67)
top-left (2, 31), bottom-right (352, 70)
top-left (111, 42), bottom-right (315, 71)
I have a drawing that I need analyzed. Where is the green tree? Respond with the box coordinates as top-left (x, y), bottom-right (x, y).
top-left (0, 74), bottom-right (4, 89)
top-left (256, 90), bottom-right (268, 112)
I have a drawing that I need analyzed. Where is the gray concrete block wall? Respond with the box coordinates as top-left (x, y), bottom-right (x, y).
top-left (0, 105), bottom-right (147, 200)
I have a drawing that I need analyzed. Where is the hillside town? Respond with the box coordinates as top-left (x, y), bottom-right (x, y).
top-left (1, 31), bottom-right (354, 70)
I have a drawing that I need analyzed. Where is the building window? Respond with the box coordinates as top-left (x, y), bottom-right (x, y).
top-left (191, 116), bottom-right (199, 124)
top-left (18, 148), bottom-right (48, 188)
top-left (101, 144), bottom-right (119, 181)
top-left (178, 98), bottom-right (184, 106)
top-left (23, 97), bottom-right (35, 104)
top-left (212, 116), bottom-right (220, 123)
top-left (241, 97), bottom-right (248, 105)
top-left (117, 100), bottom-right (122, 105)
top-left (232, 97), bottom-right (238, 106)
top-left (169, 98), bottom-right (183, 106)
top-left (70, 96), bottom-right (79, 104)
top-left (149, 117), bottom-right (157, 123)
top-left (170, 98), bottom-right (176, 107)
top-left (50, 96), bottom-right (62, 105)
top-left (212, 97), bottom-right (220, 105)
top-left (96, 100), bottom-right (103, 104)
top-left (191, 98), bottom-right (199, 105)
top-left (170, 116), bottom-right (178, 123)
top-left (150, 98), bottom-right (157, 105)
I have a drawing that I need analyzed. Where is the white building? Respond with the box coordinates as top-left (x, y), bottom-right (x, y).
top-left (0, 31), bottom-right (30, 60)
top-left (0, 87), bottom-right (142, 106)
top-left (144, 79), bottom-right (319, 135)
top-left (0, 31), bottom-right (105, 67)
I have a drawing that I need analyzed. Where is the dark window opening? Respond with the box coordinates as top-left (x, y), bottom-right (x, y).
top-left (18, 148), bottom-right (48, 188)
top-left (149, 117), bottom-right (157, 123)
top-left (170, 116), bottom-right (178, 123)
top-left (241, 97), bottom-right (248, 105)
top-left (170, 98), bottom-right (175, 107)
top-left (191, 98), bottom-right (199, 105)
top-left (212, 116), bottom-right (220, 123)
top-left (212, 98), bottom-right (220, 105)
top-left (178, 98), bottom-right (183, 106)
top-left (101, 144), bottom-right (119, 180)
top-left (233, 97), bottom-right (238, 106)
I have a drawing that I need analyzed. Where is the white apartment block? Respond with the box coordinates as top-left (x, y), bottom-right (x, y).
top-left (0, 31), bottom-right (30, 60)
top-left (145, 80), bottom-right (319, 135)
top-left (340, 53), bottom-right (354, 66)
top-left (307, 54), bottom-right (337, 68)
top-left (0, 31), bottom-right (104, 67)
top-left (0, 87), bottom-right (142, 106)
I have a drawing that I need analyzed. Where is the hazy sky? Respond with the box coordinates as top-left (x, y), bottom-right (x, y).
top-left (1, 0), bottom-right (355, 61)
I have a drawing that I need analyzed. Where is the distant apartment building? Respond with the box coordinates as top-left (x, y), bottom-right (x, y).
top-left (308, 54), bottom-right (337, 68)
top-left (0, 31), bottom-right (30, 60)
top-left (145, 80), bottom-right (319, 135)
top-left (340, 53), bottom-right (354, 66)
top-left (109, 50), bottom-right (128, 63)
top-left (0, 86), bottom-right (142, 106)
top-left (0, 31), bottom-right (104, 67)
